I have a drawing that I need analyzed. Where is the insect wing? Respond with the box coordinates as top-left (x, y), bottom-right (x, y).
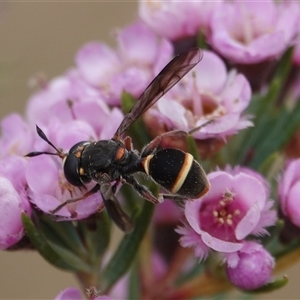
top-left (114, 48), bottom-right (203, 138)
top-left (100, 184), bottom-right (134, 233)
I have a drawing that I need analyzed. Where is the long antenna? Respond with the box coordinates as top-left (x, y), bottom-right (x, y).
top-left (25, 125), bottom-right (65, 159)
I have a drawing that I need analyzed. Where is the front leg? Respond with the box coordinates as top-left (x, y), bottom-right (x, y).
top-left (50, 184), bottom-right (100, 214)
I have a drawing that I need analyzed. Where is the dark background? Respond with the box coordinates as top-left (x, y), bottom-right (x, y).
top-left (0, 2), bottom-right (298, 299)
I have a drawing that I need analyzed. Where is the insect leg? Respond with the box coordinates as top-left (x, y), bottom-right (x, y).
top-left (141, 119), bottom-right (215, 157)
top-left (123, 174), bottom-right (162, 204)
top-left (50, 184), bottom-right (100, 214)
top-left (141, 130), bottom-right (188, 157)
top-left (158, 193), bottom-right (187, 202)
top-left (100, 183), bottom-right (134, 233)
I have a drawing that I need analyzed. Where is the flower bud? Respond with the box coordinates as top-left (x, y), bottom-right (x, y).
top-left (278, 159), bottom-right (300, 227)
top-left (226, 242), bottom-right (274, 290)
top-left (0, 177), bottom-right (30, 249)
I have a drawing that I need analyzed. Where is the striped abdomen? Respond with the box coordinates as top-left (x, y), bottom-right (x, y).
top-left (142, 148), bottom-right (210, 199)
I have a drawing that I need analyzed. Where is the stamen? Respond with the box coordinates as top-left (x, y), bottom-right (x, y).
top-left (226, 218), bottom-right (233, 226)
top-left (234, 209), bottom-right (240, 216)
top-left (240, 1), bottom-right (253, 45)
top-left (222, 188), bottom-right (235, 203)
top-left (192, 73), bottom-right (204, 117)
top-left (220, 200), bottom-right (226, 207)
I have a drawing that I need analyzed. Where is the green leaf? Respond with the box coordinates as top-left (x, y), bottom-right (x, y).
top-left (128, 260), bottom-right (141, 299)
top-left (121, 91), bottom-right (151, 148)
top-left (186, 135), bottom-right (200, 161)
top-left (119, 180), bottom-right (141, 213)
top-left (246, 276), bottom-right (288, 294)
top-left (78, 211), bottom-right (111, 260)
top-left (197, 31), bottom-right (209, 50)
top-left (248, 100), bottom-right (300, 170)
top-left (121, 91), bottom-right (136, 114)
top-left (272, 46), bottom-right (294, 91)
top-left (93, 212), bottom-right (111, 258)
top-left (21, 212), bottom-right (77, 271)
top-left (228, 47), bottom-right (295, 167)
top-left (45, 239), bottom-right (92, 273)
top-left (40, 216), bottom-right (88, 257)
top-left (101, 200), bottom-right (155, 292)
top-left (38, 216), bottom-right (94, 273)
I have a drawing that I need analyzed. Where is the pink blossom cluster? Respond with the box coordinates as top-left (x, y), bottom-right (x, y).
top-left (140, 0), bottom-right (300, 64)
top-left (0, 21), bottom-right (173, 249)
top-left (138, 0), bottom-right (300, 291)
top-left (144, 49), bottom-right (252, 141)
top-left (0, 0), bottom-right (300, 297)
top-left (0, 18), bottom-right (254, 250)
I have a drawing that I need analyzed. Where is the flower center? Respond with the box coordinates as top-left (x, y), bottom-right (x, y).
top-left (183, 93), bottom-right (224, 127)
top-left (200, 188), bottom-right (242, 242)
top-left (213, 189), bottom-right (240, 226)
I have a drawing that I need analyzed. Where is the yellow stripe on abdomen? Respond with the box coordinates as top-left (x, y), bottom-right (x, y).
top-left (141, 154), bottom-right (154, 175)
top-left (171, 153), bottom-right (193, 194)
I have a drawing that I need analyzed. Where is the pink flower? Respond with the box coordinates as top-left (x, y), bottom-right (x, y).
top-left (25, 155), bottom-right (101, 220)
top-left (24, 24), bottom-right (169, 223)
top-left (54, 287), bottom-right (111, 300)
top-left (225, 241), bottom-right (275, 290)
top-left (76, 20), bottom-right (173, 106)
top-left (54, 287), bottom-right (82, 300)
top-left (139, 1), bottom-right (222, 41)
top-left (177, 168), bottom-right (276, 260)
top-left (0, 175), bottom-right (31, 249)
top-left (145, 50), bottom-right (252, 141)
top-left (0, 156), bottom-right (31, 249)
top-left (0, 156), bottom-right (28, 193)
top-left (209, 0), bottom-right (300, 64)
top-left (26, 71), bottom-right (123, 138)
top-left (0, 113), bottom-right (34, 157)
top-left (278, 158), bottom-right (300, 227)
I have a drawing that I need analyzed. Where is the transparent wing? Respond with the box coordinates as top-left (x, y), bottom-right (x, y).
top-left (114, 48), bottom-right (203, 138)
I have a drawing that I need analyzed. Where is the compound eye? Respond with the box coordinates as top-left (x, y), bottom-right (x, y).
top-left (63, 153), bottom-right (83, 187)
top-left (63, 141), bottom-right (91, 187)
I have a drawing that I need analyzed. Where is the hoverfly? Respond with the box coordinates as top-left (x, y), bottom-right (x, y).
top-left (26, 48), bottom-right (210, 233)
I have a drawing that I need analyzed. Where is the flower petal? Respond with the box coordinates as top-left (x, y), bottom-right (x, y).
top-left (235, 202), bottom-right (261, 240)
top-left (201, 231), bottom-right (243, 253)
